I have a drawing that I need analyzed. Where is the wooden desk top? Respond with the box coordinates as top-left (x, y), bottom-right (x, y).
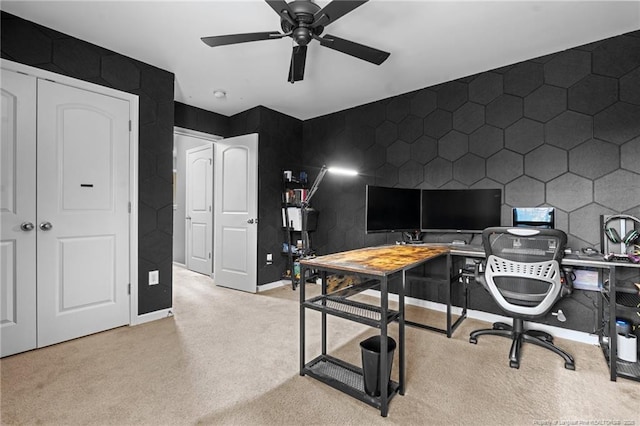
top-left (300, 245), bottom-right (449, 276)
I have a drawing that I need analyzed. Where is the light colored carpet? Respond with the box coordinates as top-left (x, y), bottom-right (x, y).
top-left (1, 265), bottom-right (638, 425)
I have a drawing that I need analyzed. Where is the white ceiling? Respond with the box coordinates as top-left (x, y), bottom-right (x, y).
top-left (3, 1), bottom-right (639, 120)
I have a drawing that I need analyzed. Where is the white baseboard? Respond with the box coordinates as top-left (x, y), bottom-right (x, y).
top-left (362, 289), bottom-right (599, 345)
top-left (258, 278), bottom-right (322, 291)
top-left (131, 308), bottom-right (174, 326)
top-left (258, 280), bottom-right (290, 292)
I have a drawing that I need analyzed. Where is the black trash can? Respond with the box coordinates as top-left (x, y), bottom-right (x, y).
top-left (360, 335), bottom-right (396, 397)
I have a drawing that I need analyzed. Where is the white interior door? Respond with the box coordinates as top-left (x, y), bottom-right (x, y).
top-left (0, 69), bottom-right (38, 357)
top-left (214, 133), bottom-right (258, 293)
top-left (36, 79), bottom-right (130, 347)
top-left (186, 145), bottom-right (213, 276)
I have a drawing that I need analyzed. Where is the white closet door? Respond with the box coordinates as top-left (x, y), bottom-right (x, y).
top-left (186, 144), bottom-right (213, 276)
top-left (0, 70), bottom-right (37, 357)
top-left (36, 79), bottom-right (131, 347)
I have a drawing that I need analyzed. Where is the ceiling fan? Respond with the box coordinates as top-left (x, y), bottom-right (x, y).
top-left (201, 0), bottom-right (390, 83)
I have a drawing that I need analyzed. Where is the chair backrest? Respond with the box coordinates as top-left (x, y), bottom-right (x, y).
top-left (481, 227), bottom-right (567, 319)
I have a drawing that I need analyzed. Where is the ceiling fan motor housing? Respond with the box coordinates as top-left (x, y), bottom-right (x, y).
top-left (280, 0), bottom-right (323, 45)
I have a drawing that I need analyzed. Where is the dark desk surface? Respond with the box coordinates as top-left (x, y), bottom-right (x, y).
top-left (300, 244), bottom-right (449, 276)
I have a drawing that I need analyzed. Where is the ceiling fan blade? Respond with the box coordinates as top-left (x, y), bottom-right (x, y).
top-left (319, 34), bottom-right (390, 65)
top-left (201, 32), bottom-right (284, 47)
top-left (288, 45), bottom-right (307, 83)
top-left (313, 1), bottom-right (368, 28)
top-left (265, 0), bottom-right (296, 26)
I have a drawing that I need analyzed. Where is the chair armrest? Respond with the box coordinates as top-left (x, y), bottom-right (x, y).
top-left (474, 260), bottom-right (487, 289)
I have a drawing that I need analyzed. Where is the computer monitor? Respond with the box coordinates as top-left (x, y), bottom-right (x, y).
top-left (365, 185), bottom-right (421, 233)
top-left (512, 207), bottom-right (555, 229)
top-left (421, 189), bottom-right (502, 233)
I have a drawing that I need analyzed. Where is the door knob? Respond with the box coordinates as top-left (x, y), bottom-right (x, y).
top-left (39, 222), bottom-right (53, 231)
top-left (20, 222), bottom-right (35, 231)
top-left (247, 218), bottom-right (258, 224)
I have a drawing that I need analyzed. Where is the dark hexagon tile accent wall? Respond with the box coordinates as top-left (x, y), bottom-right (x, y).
top-left (469, 72), bottom-right (503, 104)
top-left (299, 29), bottom-right (639, 333)
top-left (364, 143), bottom-right (387, 170)
top-left (453, 153), bottom-right (484, 185)
top-left (569, 139), bottom-right (619, 179)
top-left (469, 125), bottom-right (503, 158)
top-left (387, 140), bottom-right (411, 167)
top-left (547, 173), bottom-right (593, 211)
top-left (102, 55), bottom-right (141, 91)
top-left (505, 118), bottom-right (544, 154)
top-left (568, 75), bottom-right (618, 115)
top-left (592, 35), bottom-right (640, 78)
top-left (505, 176), bottom-right (544, 206)
top-left (524, 85), bottom-right (566, 122)
top-left (375, 163), bottom-right (399, 187)
top-left (544, 49), bottom-right (591, 88)
top-left (504, 61), bottom-right (544, 96)
top-left (438, 130), bottom-right (468, 161)
top-left (398, 160), bottom-right (424, 188)
top-left (545, 111), bottom-right (592, 150)
top-left (386, 95), bottom-right (411, 123)
top-left (410, 89), bottom-right (437, 117)
top-left (487, 150), bottom-right (523, 183)
top-left (411, 136), bottom-right (438, 164)
top-left (594, 170), bottom-right (640, 212)
top-left (437, 80), bottom-right (468, 111)
top-left (486, 94), bottom-right (523, 128)
top-left (594, 102), bottom-right (640, 145)
top-left (375, 121), bottom-right (398, 147)
top-left (524, 145), bottom-right (567, 181)
top-left (424, 158), bottom-right (452, 187)
top-left (398, 115), bottom-right (423, 143)
top-left (453, 102), bottom-right (484, 134)
top-left (570, 203), bottom-right (617, 245)
top-left (0, 16), bottom-right (53, 64)
top-left (52, 39), bottom-right (101, 78)
top-left (621, 137), bottom-right (640, 173)
top-left (424, 109), bottom-right (452, 138)
top-left (621, 67), bottom-right (640, 105)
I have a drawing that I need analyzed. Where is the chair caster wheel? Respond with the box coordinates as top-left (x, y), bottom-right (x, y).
top-left (509, 360), bottom-right (519, 369)
top-left (565, 362), bottom-right (575, 370)
top-left (469, 337), bottom-right (477, 344)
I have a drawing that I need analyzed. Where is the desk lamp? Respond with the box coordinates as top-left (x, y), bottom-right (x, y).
top-left (299, 164), bottom-right (358, 259)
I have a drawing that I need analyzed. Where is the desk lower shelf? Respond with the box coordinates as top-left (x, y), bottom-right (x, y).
top-left (303, 295), bottom-right (399, 328)
top-left (303, 354), bottom-right (400, 410)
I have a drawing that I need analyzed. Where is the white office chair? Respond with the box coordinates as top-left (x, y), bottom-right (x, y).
top-left (469, 227), bottom-right (575, 370)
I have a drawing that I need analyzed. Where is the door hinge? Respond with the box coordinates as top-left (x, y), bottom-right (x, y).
top-left (128, 202), bottom-right (131, 213)
top-left (209, 158), bottom-right (212, 165)
top-left (209, 252), bottom-right (211, 259)
top-left (129, 120), bottom-right (132, 132)
top-left (127, 283), bottom-right (131, 295)
top-left (209, 205), bottom-right (212, 212)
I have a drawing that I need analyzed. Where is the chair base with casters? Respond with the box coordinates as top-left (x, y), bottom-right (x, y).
top-left (469, 318), bottom-right (575, 370)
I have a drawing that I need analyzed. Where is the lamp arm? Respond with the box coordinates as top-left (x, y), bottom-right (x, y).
top-left (303, 165), bottom-right (327, 207)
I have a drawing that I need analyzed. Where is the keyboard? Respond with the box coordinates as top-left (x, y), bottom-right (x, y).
top-left (501, 248), bottom-right (547, 256)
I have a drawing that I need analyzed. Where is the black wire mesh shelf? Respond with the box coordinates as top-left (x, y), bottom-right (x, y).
top-left (616, 359), bottom-right (640, 382)
top-left (615, 290), bottom-right (640, 319)
top-left (303, 355), bottom-right (400, 410)
top-left (303, 295), bottom-right (399, 327)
